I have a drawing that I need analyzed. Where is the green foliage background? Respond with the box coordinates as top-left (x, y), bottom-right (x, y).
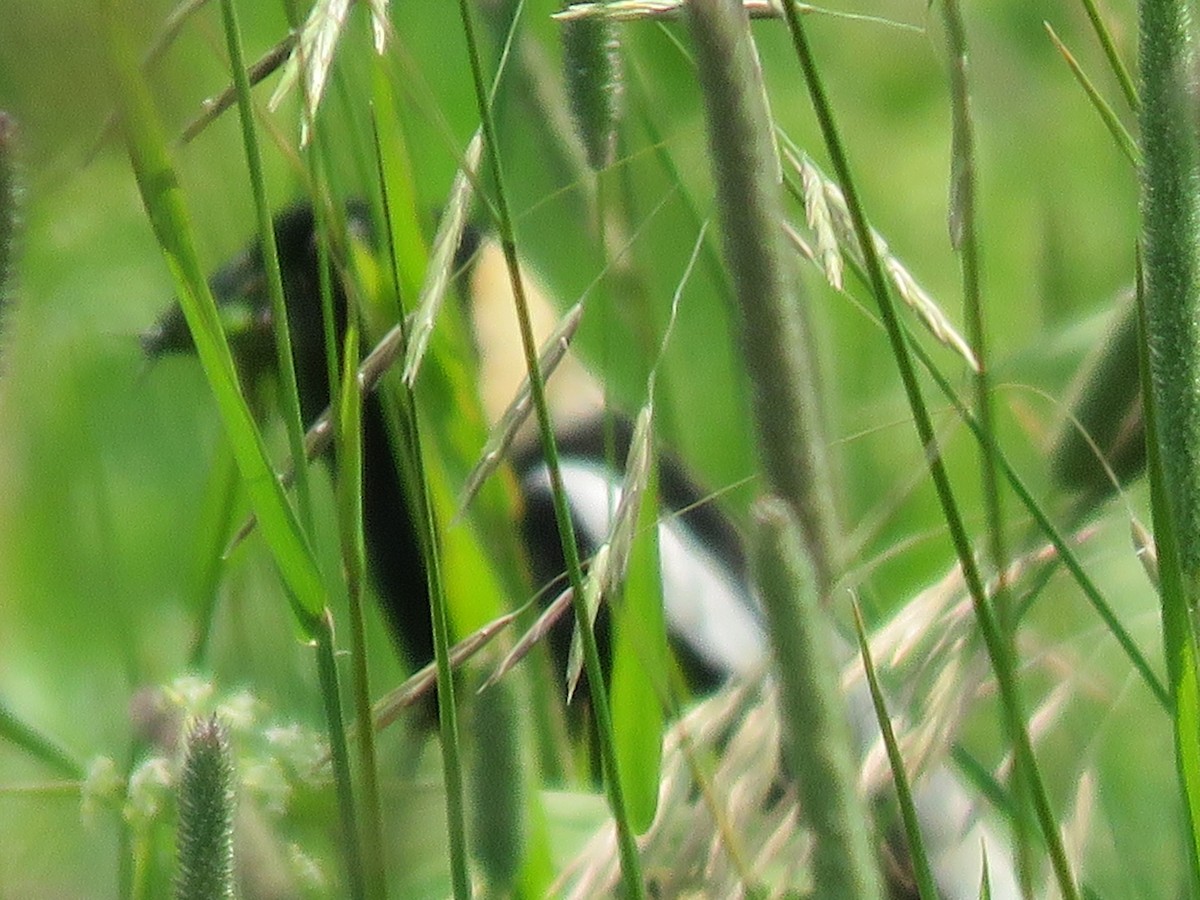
top-left (0, 0), bottom-right (1172, 895)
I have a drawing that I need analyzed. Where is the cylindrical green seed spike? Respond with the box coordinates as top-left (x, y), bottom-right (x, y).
top-left (469, 681), bottom-right (525, 892)
top-left (561, 13), bottom-right (623, 171)
top-left (752, 496), bottom-right (884, 900)
top-left (175, 716), bottom-right (236, 900)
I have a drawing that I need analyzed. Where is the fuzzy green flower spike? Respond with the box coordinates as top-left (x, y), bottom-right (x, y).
top-left (175, 716), bottom-right (236, 900)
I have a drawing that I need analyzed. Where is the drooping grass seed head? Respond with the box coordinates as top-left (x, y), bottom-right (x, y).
top-left (561, 13), bottom-right (624, 172)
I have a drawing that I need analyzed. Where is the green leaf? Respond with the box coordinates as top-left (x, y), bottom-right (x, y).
top-left (103, 3), bottom-right (324, 637)
top-left (611, 410), bottom-right (665, 833)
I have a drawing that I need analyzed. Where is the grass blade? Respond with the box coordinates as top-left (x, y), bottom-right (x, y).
top-left (219, 0), bottom-right (315, 533)
top-left (609, 407), bottom-right (666, 832)
top-left (779, 3), bottom-right (1080, 894)
top-left (103, 0), bottom-right (324, 635)
top-left (457, 0), bottom-right (646, 892)
top-left (1045, 23), bottom-right (1140, 168)
top-left (851, 602), bottom-right (938, 900)
top-left (1136, 277), bottom-right (1200, 882)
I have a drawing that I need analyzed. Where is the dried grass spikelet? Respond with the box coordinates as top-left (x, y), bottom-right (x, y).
top-left (556, 540), bottom-right (1077, 897)
top-left (553, 677), bottom-right (816, 899)
top-left (269, 0), bottom-right (390, 145)
top-left (845, 537), bottom-right (1065, 793)
top-left (555, 0), bottom-right (782, 22)
top-left (782, 146), bottom-right (980, 373)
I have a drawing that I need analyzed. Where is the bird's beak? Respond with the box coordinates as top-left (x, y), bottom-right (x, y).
top-left (140, 244), bottom-right (272, 362)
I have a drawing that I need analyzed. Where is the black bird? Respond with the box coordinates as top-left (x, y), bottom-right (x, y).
top-left (143, 202), bottom-right (431, 670)
top-left (143, 202), bottom-right (766, 688)
top-left (145, 202), bottom-right (1021, 899)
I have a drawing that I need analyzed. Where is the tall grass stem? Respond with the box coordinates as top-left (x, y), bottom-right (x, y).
top-left (456, 0), bottom-right (646, 894)
top-left (218, 0), bottom-right (315, 534)
top-left (753, 498), bottom-right (883, 900)
top-left (779, 3), bottom-right (1079, 896)
top-left (685, 0), bottom-right (838, 592)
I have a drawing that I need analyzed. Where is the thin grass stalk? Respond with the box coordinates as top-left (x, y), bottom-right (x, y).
top-left (456, 2), bottom-right (646, 895)
top-left (850, 603), bottom-right (937, 900)
top-left (1078, 0), bottom-right (1139, 112)
top-left (313, 611), bottom-right (367, 900)
top-left (1136, 278), bottom-right (1200, 884)
top-left (1045, 24), bottom-right (1140, 168)
top-left (218, 0), bottom-right (315, 533)
top-left (910, 323), bottom-right (1169, 708)
top-left (336, 324), bottom-right (387, 900)
top-left (784, 231), bottom-right (1166, 703)
top-left (278, 0), bottom-right (344, 406)
top-left (778, 4), bottom-right (1080, 896)
top-left (684, 0), bottom-right (838, 592)
top-left (939, 0), bottom-right (1032, 888)
top-left (941, 0), bottom-right (1005, 620)
top-left (373, 126), bottom-right (471, 900)
top-left (0, 702), bottom-right (82, 780)
top-left (754, 498), bottom-right (883, 899)
top-left (405, 368), bottom-right (471, 899)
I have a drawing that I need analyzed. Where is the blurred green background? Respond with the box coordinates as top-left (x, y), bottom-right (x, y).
top-left (0, 0), bottom-right (1173, 895)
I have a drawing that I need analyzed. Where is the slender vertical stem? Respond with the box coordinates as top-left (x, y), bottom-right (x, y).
top-left (1137, 0), bottom-right (1200, 873)
top-left (754, 498), bottom-right (883, 900)
top-left (686, 1), bottom-right (876, 892)
top-left (218, 0), bottom-right (314, 534)
top-left (1139, 0), bottom-right (1200, 593)
top-left (314, 611), bottom-right (366, 900)
top-left (685, 0), bottom-right (838, 594)
top-left (457, 1), bottom-right (646, 895)
top-left (336, 323), bottom-right (387, 900)
top-left (372, 118), bottom-right (472, 900)
top-left (779, 3), bottom-right (1080, 896)
top-left (940, 0), bottom-right (1030, 888)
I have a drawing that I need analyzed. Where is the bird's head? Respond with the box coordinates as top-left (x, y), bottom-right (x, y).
top-left (140, 200), bottom-right (373, 420)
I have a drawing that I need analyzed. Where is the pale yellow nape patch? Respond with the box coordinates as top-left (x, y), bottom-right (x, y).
top-left (469, 237), bottom-right (603, 432)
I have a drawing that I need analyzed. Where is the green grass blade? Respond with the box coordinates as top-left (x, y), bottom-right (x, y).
top-left (851, 603), bottom-right (938, 900)
top-left (457, 0), bottom-right (646, 893)
top-left (218, 0), bottom-right (315, 533)
top-left (336, 323), bottom-right (387, 900)
top-left (102, 1), bottom-right (324, 636)
top-left (610, 407), bottom-right (666, 833)
top-left (0, 700), bottom-right (82, 780)
top-left (1077, 0), bottom-right (1139, 112)
top-left (1045, 23), bottom-right (1141, 168)
top-left (779, 3), bottom-right (1080, 895)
